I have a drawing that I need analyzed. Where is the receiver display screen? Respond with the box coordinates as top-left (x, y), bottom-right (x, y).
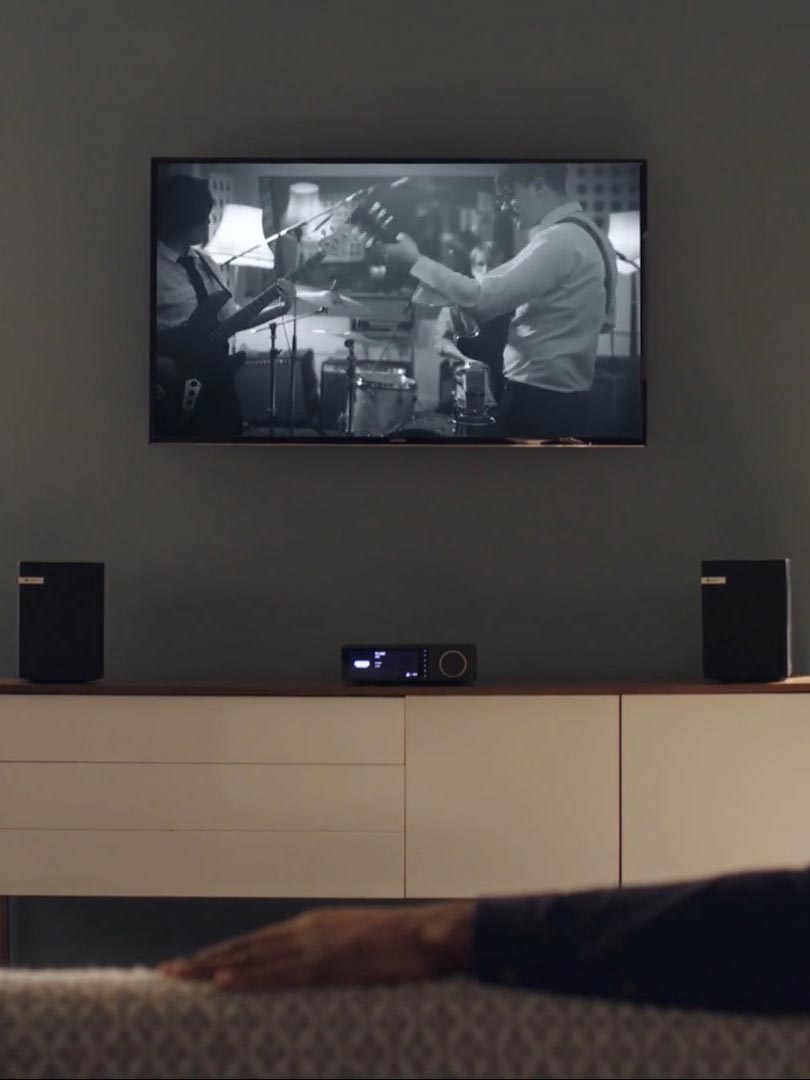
top-left (344, 648), bottom-right (423, 682)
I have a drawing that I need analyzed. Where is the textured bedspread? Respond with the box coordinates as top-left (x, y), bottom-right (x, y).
top-left (2, 969), bottom-right (810, 1080)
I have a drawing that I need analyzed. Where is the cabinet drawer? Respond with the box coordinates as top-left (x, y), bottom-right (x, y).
top-left (0, 763), bottom-right (403, 831)
top-left (0, 695), bottom-right (404, 764)
top-left (0, 830), bottom-right (404, 897)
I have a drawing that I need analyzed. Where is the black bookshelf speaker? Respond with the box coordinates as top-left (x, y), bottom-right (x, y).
top-left (701, 559), bottom-right (792, 682)
top-left (18, 562), bottom-right (104, 683)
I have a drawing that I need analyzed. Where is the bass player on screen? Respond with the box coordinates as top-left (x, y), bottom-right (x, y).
top-left (153, 174), bottom-right (294, 439)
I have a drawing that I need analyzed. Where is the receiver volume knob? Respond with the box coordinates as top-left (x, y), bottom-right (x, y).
top-left (438, 649), bottom-right (468, 679)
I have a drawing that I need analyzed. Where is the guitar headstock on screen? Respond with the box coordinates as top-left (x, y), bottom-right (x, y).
top-left (348, 197), bottom-right (402, 246)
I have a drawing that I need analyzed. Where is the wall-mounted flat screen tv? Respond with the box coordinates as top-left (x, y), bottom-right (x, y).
top-left (150, 159), bottom-right (645, 445)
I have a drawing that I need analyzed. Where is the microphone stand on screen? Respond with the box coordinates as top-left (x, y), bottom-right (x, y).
top-left (226, 176), bottom-right (411, 439)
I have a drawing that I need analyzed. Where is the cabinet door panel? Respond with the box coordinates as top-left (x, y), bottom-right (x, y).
top-left (623, 694), bottom-right (810, 883)
top-left (406, 695), bottom-right (619, 897)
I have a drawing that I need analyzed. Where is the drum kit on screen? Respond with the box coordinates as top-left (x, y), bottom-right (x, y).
top-left (311, 326), bottom-right (416, 438)
top-left (290, 287), bottom-right (496, 439)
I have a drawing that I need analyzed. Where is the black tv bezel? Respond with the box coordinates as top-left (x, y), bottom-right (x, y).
top-left (149, 157), bottom-right (647, 448)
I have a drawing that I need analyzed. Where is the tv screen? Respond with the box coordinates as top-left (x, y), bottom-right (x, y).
top-left (150, 159), bottom-right (645, 445)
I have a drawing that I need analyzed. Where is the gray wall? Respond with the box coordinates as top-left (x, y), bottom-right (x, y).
top-left (2, 0), bottom-right (807, 684)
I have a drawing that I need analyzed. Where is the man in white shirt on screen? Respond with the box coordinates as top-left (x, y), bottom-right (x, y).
top-left (385, 163), bottom-right (618, 440)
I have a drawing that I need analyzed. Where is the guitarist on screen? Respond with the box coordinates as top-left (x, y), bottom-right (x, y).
top-left (154, 175), bottom-right (295, 439)
top-left (384, 164), bottom-right (619, 441)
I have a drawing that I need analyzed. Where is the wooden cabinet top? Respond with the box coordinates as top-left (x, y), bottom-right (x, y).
top-left (1, 677), bottom-right (809, 697)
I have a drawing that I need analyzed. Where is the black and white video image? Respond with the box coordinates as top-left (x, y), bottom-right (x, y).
top-left (151, 160), bottom-right (644, 444)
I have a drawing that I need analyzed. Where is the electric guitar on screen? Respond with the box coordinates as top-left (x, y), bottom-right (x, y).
top-left (348, 197), bottom-right (481, 344)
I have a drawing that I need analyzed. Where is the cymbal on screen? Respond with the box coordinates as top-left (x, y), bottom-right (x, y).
top-left (296, 286), bottom-right (373, 315)
top-left (311, 329), bottom-right (397, 349)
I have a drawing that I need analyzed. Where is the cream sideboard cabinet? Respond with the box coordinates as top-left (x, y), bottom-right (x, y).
top-left (622, 692), bottom-right (810, 884)
top-left (4, 678), bottom-right (810, 946)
